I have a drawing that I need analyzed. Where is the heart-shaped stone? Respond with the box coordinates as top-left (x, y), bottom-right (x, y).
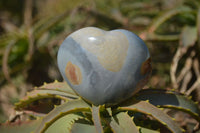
top-left (57, 27), bottom-right (151, 105)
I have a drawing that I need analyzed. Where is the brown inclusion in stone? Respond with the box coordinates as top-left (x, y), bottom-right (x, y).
top-left (65, 61), bottom-right (82, 85)
top-left (141, 58), bottom-right (152, 75)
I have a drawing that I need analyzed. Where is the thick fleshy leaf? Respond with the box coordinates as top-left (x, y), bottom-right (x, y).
top-left (138, 127), bottom-right (159, 133)
top-left (198, 8), bottom-right (200, 47)
top-left (38, 81), bottom-right (78, 98)
top-left (70, 123), bottom-right (96, 133)
top-left (33, 10), bottom-right (70, 39)
top-left (15, 89), bottom-right (68, 111)
top-left (135, 89), bottom-right (200, 121)
top-left (22, 99), bottom-right (58, 115)
top-left (105, 109), bottom-right (139, 133)
top-left (118, 100), bottom-right (183, 133)
top-left (34, 99), bottom-right (90, 133)
top-left (0, 120), bottom-right (41, 133)
top-left (45, 114), bottom-right (82, 133)
top-left (15, 81), bottom-right (79, 114)
top-left (148, 6), bottom-right (192, 33)
top-left (141, 33), bottom-right (179, 41)
top-left (113, 112), bottom-right (139, 133)
top-left (180, 26), bottom-right (197, 47)
top-left (69, 117), bottom-right (96, 132)
top-left (92, 105), bottom-right (103, 133)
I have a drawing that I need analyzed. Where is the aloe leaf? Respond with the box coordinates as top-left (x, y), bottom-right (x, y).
top-left (15, 90), bottom-right (70, 116)
top-left (34, 99), bottom-right (90, 133)
top-left (38, 81), bottom-right (78, 97)
top-left (45, 114), bottom-right (82, 133)
top-left (25, 89), bottom-right (70, 100)
top-left (84, 8), bottom-right (122, 29)
top-left (113, 112), bottom-right (139, 133)
top-left (33, 10), bottom-right (70, 39)
top-left (105, 108), bottom-right (139, 133)
top-left (15, 89), bottom-right (68, 113)
top-left (138, 127), bottom-right (159, 133)
top-left (70, 117), bottom-right (96, 133)
top-left (118, 100), bottom-right (183, 133)
top-left (70, 123), bottom-right (96, 133)
top-left (135, 89), bottom-right (200, 121)
top-left (0, 120), bottom-right (41, 133)
top-left (197, 8), bottom-right (200, 47)
top-left (104, 108), bottom-right (123, 133)
top-left (0, 114), bottom-right (82, 133)
top-left (148, 6), bottom-right (192, 33)
top-left (180, 26), bottom-right (197, 47)
top-left (143, 33), bottom-right (179, 41)
top-left (20, 99), bottom-right (57, 115)
top-left (105, 113), bottom-right (124, 132)
top-left (92, 105), bottom-right (103, 133)
top-left (81, 112), bottom-right (93, 124)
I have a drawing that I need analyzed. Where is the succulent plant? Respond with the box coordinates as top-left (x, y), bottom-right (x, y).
top-left (57, 27), bottom-right (151, 105)
top-left (1, 81), bottom-right (198, 133)
top-left (1, 28), bottom-right (200, 133)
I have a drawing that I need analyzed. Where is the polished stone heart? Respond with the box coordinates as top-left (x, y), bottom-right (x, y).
top-left (57, 27), bottom-right (151, 105)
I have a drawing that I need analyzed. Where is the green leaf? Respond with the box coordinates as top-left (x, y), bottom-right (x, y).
top-left (15, 89), bottom-right (68, 111)
top-left (148, 6), bottom-right (192, 33)
top-left (113, 112), bottom-right (139, 133)
top-left (38, 81), bottom-right (78, 98)
top-left (69, 117), bottom-right (96, 133)
top-left (70, 123), bottom-right (96, 133)
top-left (25, 89), bottom-right (70, 100)
top-left (105, 109), bottom-right (139, 133)
top-left (197, 8), bottom-right (200, 47)
top-left (140, 6), bottom-right (193, 41)
top-left (180, 26), bottom-right (197, 47)
top-left (0, 120), bottom-right (41, 133)
top-left (0, 115), bottom-right (82, 133)
top-left (135, 89), bottom-right (200, 121)
top-left (142, 33), bottom-right (179, 41)
top-left (45, 114), bottom-right (82, 133)
top-left (34, 99), bottom-right (90, 133)
top-left (138, 127), bottom-right (159, 133)
top-left (118, 100), bottom-right (183, 133)
top-left (91, 105), bottom-right (103, 133)
top-left (15, 81), bottom-right (79, 113)
top-left (33, 10), bottom-right (70, 39)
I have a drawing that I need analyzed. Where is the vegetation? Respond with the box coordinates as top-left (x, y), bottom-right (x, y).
top-left (0, 0), bottom-right (200, 132)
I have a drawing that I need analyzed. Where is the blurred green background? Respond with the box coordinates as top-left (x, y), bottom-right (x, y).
top-left (0, 0), bottom-right (199, 127)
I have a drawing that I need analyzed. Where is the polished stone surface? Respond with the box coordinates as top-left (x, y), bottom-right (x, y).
top-left (57, 27), bottom-right (151, 105)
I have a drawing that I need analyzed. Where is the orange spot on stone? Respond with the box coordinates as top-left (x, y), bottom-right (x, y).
top-left (141, 58), bottom-right (152, 75)
top-left (65, 62), bottom-right (82, 85)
